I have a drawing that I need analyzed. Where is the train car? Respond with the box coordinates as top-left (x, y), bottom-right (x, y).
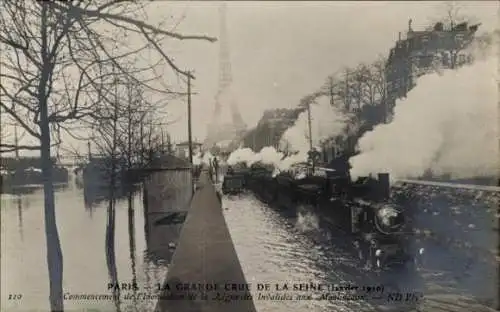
top-left (221, 165), bottom-right (247, 195)
top-left (245, 162), bottom-right (424, 271)
top-left (245, 163), bottom-right (279, 204)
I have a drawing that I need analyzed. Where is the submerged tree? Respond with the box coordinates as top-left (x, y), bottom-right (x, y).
top-left (90, 73), bottom-right (170, 192)
top-left (0, 2), bottom-right (215, 311)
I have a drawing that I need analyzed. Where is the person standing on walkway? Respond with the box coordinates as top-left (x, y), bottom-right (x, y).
top-left (208, 158), bottom-right (214, 182)
top-left (213, 156), bottom-right (219, 183)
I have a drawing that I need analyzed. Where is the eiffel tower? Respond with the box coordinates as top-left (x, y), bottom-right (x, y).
top-left (204, 3), bottom-right (246, 151)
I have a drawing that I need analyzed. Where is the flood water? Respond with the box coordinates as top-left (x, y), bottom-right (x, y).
top-left (1, 173), bottom-right (497, 312)
top-left (1, 171), bottom-right (193, 312)
top-left (223, 188), bottom-right (497, 312)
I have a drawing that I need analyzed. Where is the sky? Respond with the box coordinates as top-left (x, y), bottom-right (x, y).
top-left (1, 1), bottom-right (498, 157)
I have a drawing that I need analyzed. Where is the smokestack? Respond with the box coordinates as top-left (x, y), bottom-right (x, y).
top-left (377, 173), bottom-right (390, 200)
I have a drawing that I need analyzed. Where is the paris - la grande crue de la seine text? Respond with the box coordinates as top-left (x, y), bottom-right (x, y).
top-left (62, 282), bottom-right (419, 302)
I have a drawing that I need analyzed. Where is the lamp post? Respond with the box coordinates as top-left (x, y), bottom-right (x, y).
top-left (186, 71), bottom-right (195, 194)
top-left (187, 72), bottom-right (194, 167)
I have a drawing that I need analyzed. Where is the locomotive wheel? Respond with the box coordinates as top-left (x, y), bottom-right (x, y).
top-left (370, 246), bottom-right (383, 270)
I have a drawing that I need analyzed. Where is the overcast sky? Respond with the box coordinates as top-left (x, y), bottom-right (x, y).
top-left (160, 1), bottom-right (497, 142)
top-left (2, 1), bottom-right (498, 157)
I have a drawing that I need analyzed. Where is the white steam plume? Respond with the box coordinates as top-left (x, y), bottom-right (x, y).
top-left (350, 54), bottom-right (498, 180)
top-left (193, 151), bottom-right (215, 166)
top-left (193, 154), bottom-right (202, 166)
top-left (254, 146), bottom-right (284, 167)
top-left (226, 148), bottom-right (256, 166)
top-left (280, 96), bottom-right (349, 160)
top-left (226, 146), bottom-right (284, 168)
top-left (226, 96), bottom-right (349, 172)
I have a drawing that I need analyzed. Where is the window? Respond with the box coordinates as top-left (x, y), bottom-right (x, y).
top-left (455, 33), bottom-right (464, 43)
top-left (420, 34), bottom-right (429, 45)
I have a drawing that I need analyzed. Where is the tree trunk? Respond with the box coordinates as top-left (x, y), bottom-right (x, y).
top-left (39, 4), bottom-right (64, 309)
top-left (40, 89), bottom-right (64, 312)
top-left (105, 199), bottom-right (121, 311)
top-left (106, 94), bottom-right (120, 310)
top-left (103, 71), bottom-right (121, 310)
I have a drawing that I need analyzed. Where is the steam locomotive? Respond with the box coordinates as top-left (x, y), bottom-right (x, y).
top-left (238, 161), bottom-right (424, 271)
top-left (221, 165), bottom-right (247, 195)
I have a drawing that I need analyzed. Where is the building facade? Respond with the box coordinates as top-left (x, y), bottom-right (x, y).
top-left (174, 141), bottom-right (203, 159)
top-left (385, 19), bottom-right (479, 120)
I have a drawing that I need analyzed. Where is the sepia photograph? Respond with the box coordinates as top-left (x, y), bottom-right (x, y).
top-left (0, 1), bottom-right (498, 312)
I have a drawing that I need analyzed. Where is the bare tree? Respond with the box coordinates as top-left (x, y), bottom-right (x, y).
top-left (114, 78), bottom-right (150, 170)
top-left (91, 74), bottom-right (168, 184)
top-left (359, 63), bottom-right (381, 108)
top-left (318, 74), bottom-right (348, 113)
top-left (0, 117), bottom-right (11, 151)
top-left (349, 64), bottom-right (369, 111)
top-left (336, 68), bottom-right (354, 113)
top-left (0, 2), bottom-right (215, 311)
top-left (431, 2), bottom-right (480, 69)
top-left (441, 1), bottom-right (466, 30)
top-left (312, 61), bottom-right (390, 157)
top-left (370, 56), bottom-right (389, 122)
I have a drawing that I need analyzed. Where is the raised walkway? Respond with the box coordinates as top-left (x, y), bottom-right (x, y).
top-left (155, 171), bottom-right (257, 312)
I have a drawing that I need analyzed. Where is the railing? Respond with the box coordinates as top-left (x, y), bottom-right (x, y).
top-left (397, 179), bottom-right (500, 192)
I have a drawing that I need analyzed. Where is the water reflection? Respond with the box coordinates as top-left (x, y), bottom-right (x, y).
top-left (16, 195), bottom-right (24, 241)
top-left (224, 189), bottom-right (497, 312)
top-left (142, 170), bottom-right (192, 268)
top-left (128, 194), bottom-right (139, 311)
top-left (81, 180), bottom-right (140, 211)
top-left (1, 170), bottom-right (193, 312)
top-left (223, 196), bottom-right (380, 312)
top-left (106, 199), bottom-right (122, 312)
top-left (2, 182), bottom-right (69, 196)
